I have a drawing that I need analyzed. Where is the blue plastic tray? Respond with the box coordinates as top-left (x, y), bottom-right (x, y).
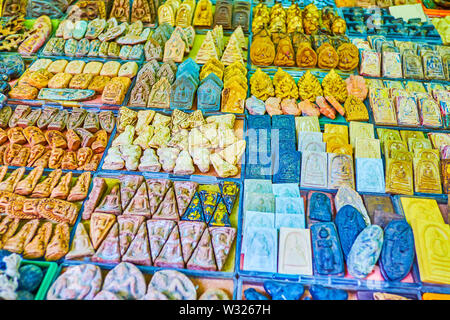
top-left (0, 166), bottom-right (96, 264)
top-left (62, 170), bottom-right (244, 279)
top-left (99, 112), bottom-right (246, 182)
top-left (20, 259), bottom-right (59, 300)
top-left (364, 91), bottom-right (450, 134)
top-left (244, 69), bottom-right (353, 125)
top-left (236, 185), bottom-right (426, 292)
top-left (4, 103), bottom-right (117, 175)
top-left (7, 57), bottom-right (141, 109)
top-left (337, 7), bottom-right (442, 44)
top-left (44, 261), bottom-right (238, 300)
top-left (236, 275), bottom-right (423, 300)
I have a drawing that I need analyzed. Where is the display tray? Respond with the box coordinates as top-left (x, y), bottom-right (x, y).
top-left (236, 188), bottom-right (425, 292)
top-left (44, 261), bottom-right (237, 300)
top-left (0, 104), bottom-right (116, 173)
top-left (363, 80), bottom-right (450, 135)
top-left (124, 62), bottom-right (248, 116)
top-left (192, 4), bottom-right (251, 35)
top-left (374, 128), bottom-right (448, 199)
top-left (38, 46), bottom-right (146, 64)
top-left (0, 166), bottom-right (93, 264)
top-left (7, 57), bottom-right (140, 109)
top-left (20, 259), bottom-right (59, 300)
top-left (254, 1), bottom-right (339, 11)
top-left (246, 9), bottom-right (355, 74)
top-left (237, 276), bottom-right (422, 300)
top-left (101, 112), bottom-right (246, 181)
top-left (365, 99), bottom-right (450, 134)
top-left (246, 2), bottom-right (349, 75)
top-left (63, 171), bottom-right (243, 278)
top-left (245, 69), bottom-right (351, 125)
top-left (36, 21), bottom-right (146, 64)
top-left (246, 132), bottom-right (448, 199)
top-left (36, 14), bottom-right (156, 63)
top-left (417, 0), bottom-right (450, 17)
top-left (185, 33), bottom-right (249, 66)
top-left (246, 40), bottom-right (357, 77)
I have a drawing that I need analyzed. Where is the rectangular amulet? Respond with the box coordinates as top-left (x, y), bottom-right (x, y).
top-left (272, 150), bottom-right (300, 184)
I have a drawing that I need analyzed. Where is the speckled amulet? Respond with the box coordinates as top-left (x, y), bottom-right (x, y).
top-left (345, 75), bottom-right (367, 101)
top-left (274, 37), bottom-right (296, 67)
top-left (337, 43), bottom-right (359, 71)
top-left (347, 225), bottom-right (384, 279)
top-left (246, 96), bottom-right (266, 115)
top-left (317, 44), bottom-right (339, 69)
top-left (281, 98), bottom-right (301, 115)
top-left (265, 97), bottom-right (283, 116)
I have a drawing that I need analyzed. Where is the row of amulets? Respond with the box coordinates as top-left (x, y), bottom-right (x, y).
top-left (103, 108), bottom-right (245, 178)
top-left (0, 168), bottom-right (91, 260)
top-left (249, 68), bottom-right (369, 122)
top-left (68, 176), bottom-right (237, 270)
top-left (0, 167), bottom-right (90, 222)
